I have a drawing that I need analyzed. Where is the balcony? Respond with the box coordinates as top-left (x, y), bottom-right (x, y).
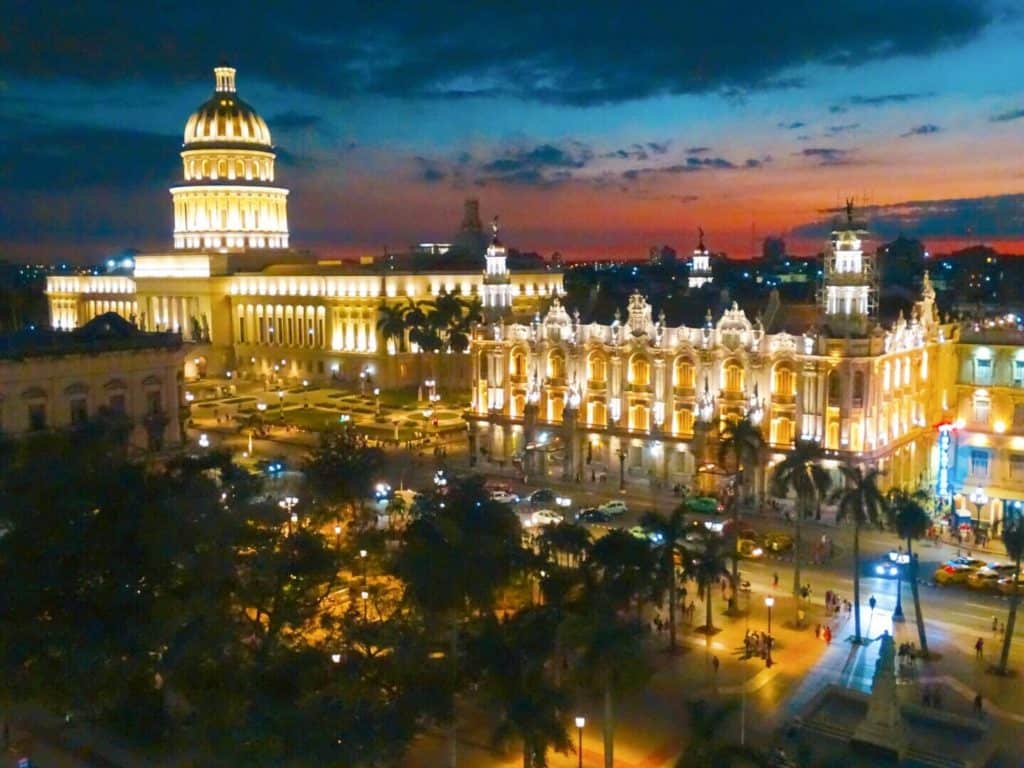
top-left (588, 379), bottom-right (607, 391)
top-left (626, 382), bottom-right (652, 394)
top-left (771, 392), bottom-right (795, 406)
top-left (509, 374), bottom-right (527, 385)
top-left (673, 385), bottom-right (695, 397)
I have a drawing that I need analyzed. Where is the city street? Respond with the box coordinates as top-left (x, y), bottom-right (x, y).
top-left (162, 393), bottom-right (1024, 768)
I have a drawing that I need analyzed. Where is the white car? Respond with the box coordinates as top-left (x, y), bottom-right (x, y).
top-left (598, 500), bottom-right (629, 517)
top-left (531, 509), bottom-right (565, 527)
top-left (490, 490), bottom-right (520, 505)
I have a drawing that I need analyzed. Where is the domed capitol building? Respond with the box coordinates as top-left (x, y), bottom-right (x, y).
top-left (47, 65), bottom-right (560, 385)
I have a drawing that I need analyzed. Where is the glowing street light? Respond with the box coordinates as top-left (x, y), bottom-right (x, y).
top-left (279, 496), bottom-right (299, 534)
top-left (198, 433), bottom-right (210, 449)
top-left (574, 717), bottom-right (586, 768)
top-left (764, 596), bottom-right (775, 668)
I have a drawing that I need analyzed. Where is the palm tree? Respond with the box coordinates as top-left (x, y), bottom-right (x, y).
top-left (537, 521), bottom-right (590, 569)
top-left (641, 504), bottom-right (689, 652)
top-left (997, 512), bottom-right (1024, 675)
top-left (832, 465), bottom-right (886, 644)
top-left (565, 579), bottom-right (651, 768)
top-left (718, 417), bottom-right (767, 509)
top-left (770, 439), bottom-right (832, 601)
top-left (886, 488), bottom-right (932, 656)
top-left (686, 529), bottom-right (731, 634)
top-left (394, 476), bottom-right (523, 768)
top-left (376, 302), bottom-right (407, 353)
top-left (466, 611), bottom-right (572, 767)
top-left (674, 699), bottom-right (771, 768)
top-left (719, 418), bottom-right (767, 611)
top-left (586, 528), bottom-right (656, 617)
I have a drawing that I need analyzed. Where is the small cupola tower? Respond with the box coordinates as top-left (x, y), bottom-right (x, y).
top-left (483, 215), bottom-right (512, 314)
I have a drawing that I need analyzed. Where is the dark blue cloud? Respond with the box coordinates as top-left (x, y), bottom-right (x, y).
top-left (795, 147), bottom-right (855, 166)
top-left (2, 1), bottom-right (992, 107)
top-left (269, 111), bottom-right (323, 131)
top-left (793, 193), bottom-right (1024, 241)
top-left (686, 146), bottom-right (712, 155)
top-left (900, 123), bottom-right (941, 137)
top-left (827, 123), bottom-right (860, 135)
top-left (778, 121), bottom-right (806, 130)
top-left (991, 108), bottom-right (1024, 122)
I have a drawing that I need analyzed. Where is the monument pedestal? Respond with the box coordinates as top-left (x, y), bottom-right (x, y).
top-left (851, 631), bottom-right (909, 759)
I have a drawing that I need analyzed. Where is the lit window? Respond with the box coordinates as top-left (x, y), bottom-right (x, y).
top-left (970, 449), bottom-right (989, 478)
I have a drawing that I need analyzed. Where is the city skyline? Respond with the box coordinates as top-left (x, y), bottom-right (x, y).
top-left (3, 1), bottom-right (1024, 263)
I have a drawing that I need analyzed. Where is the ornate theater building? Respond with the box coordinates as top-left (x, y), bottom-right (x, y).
top-left (46, 66), bottom-right (559, 387)
top-left (467, 207), bottom-right (959, 497)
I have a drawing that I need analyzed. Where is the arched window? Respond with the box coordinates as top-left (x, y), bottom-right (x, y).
top-left (826, 420), bottom-right (840, 450)
top-left (723, 360), bottom-right (744, 393)
top-left (674, 407), bottom-right (694, 436)
top-left (510, 394), bottom-right (524, 419)
top-left (772, 364), bottom-right (795, 397)
top-left (548, 394), bottom-right (564, 423)
top-left (827, 370), bottom-right (841, 406)
top-left (511, 350), bottom-right (527, 380)
top-left (771, 417), bottom-right (794, 446)
top-left (629, 403), bottom-right (650, 432)
top-left (630, 355), bottom-right (651, 386)
top-left (588, 399), bottom-right (607, 427)
top-left (588, 352), bottom-right (607, 383)
top-left (547, 350), bottom-right (566, 380)
top-left (674, 358), bottom-right (695, 390)
top-left (852, 371), bottom-right (865, 407)
top-left (216, 158), bottom-right (226, 178)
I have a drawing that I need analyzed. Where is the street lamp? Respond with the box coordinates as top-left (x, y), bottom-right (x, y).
top-left (334, 524), bottom-right (342, 550)
top-left (198, 433), bottom-right (210, 449)
top-left (278, 389), bottom-right (285, 419)
top-left (374, 387), bottom-right (381, 414)
top-left (359, 548), bottom-right (368, 587)
top-left (617, 448), bottom-right (627, 491)
top-left (969, 486), bottom-right (988, 525)
top-left (764, 596), bottom-right (775, 667)
top-left (279, 496), bottom-right (299, 534)
top-left (360, 589), bottom-right (369, 620)
top-left (574, 716), bottom-right (585, 768)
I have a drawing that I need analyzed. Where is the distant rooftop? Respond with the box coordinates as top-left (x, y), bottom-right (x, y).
top-left (0, 313), bottom-right (182, 361)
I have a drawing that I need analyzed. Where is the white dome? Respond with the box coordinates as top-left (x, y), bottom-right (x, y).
top-left (182, 66), bottom-right (272, 148)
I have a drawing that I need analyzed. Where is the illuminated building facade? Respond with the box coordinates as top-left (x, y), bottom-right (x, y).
top-left (46, 66), bottom-right (558, 387)
top-left (947, 318), bottom-right (1024, 532)
top-left (0, 313), bottom-right (184, 450)
top-left (468, 214), bottom-right (956, 496)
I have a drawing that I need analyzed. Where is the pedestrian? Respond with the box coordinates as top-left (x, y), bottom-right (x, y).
top-left (975, 637), bottom-right (984, 659)
top-left (712, 655), bottom-right (720, 674)
top-left (815, 623), bottom-right (822, 639)
top-left (992, 615), bottom-right (999, 633)
top-left (824, 626), bottom-right (832, 645)
top-left (868, 595), bottom-right (877, 612)
top-left (773, 572), bottom-right (779, 588)
top-left (998, 621), bottom-right (1005, 637)
top-left (974, 693), bottom-right (983, 717)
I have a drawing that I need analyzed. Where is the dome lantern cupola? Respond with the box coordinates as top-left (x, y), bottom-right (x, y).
top-left (214, 64), bottom-right (237, 93)
top-left (170, 65), bottom-right (289, 250)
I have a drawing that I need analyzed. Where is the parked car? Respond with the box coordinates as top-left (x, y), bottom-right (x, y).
top-left (997, 574), bottom-right (1024, 595)
top-left (685, 496), bottom-right (721, 516)
top-left (763, 531), bottom-right (794, 553)
top-left (531, 508), bottom-right (564, 527)
top-left (598, 500), bottom-right (629, 517)
top-left (490, 490), bottom-right (520, 505)
top-left (934, 563), bottom-right (973, 584)
top-left (527, 489), bottom-right (572, 508)
top-left (576, 508), bottom-right (613, 524)
top-left (947, 555), bottom-right (986, 570)
top-left (628, 525), bottom-right (664, 545)
top-left (737, 539), bottom-right (764, 558)
top-left (967, 564), bottom-right (1015, 591)
top-left (872, 550), bottom-right (911, 579)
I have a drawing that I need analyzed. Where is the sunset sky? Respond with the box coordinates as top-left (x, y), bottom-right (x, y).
top-left (3, 0), bottom-right (1024, 263)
